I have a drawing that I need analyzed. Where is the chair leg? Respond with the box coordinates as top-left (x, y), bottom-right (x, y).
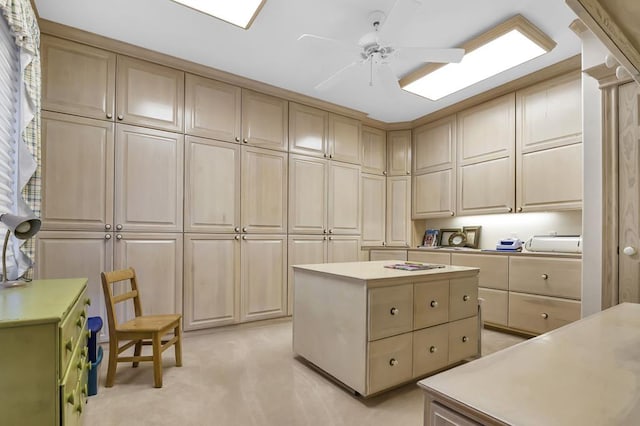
top-left (105, 338), bottom-right (118, 388)
top-left (133, 339), bottom-right (142, 368)
top-left (175, 323), bottom-right (183, 367)
top-left (152, 333), bottom-right (162, 388)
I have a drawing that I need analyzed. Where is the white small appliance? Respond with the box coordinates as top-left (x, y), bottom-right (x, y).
top-left (525, 235), bottom-right (582, 253)
top-left (496, 238), bottom-right (523, 251)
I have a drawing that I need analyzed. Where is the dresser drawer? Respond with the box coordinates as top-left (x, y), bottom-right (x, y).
top-left (451, 253), bottom-right (508, 290)
top-left (367, 332), bottom-right (413, 395)
top-left (61, 333), bottom-right (89, 426)
top-left (414, 280), bottom-right (449, 329)
top-left (368, 284), bottom-right (413, 340)
top-left (449, 277), bottom-right (478, 321)
top-left (407, 251), bottom-right (451, 265)
top-left (413, 323), bottom-right (449, 377)
top-left (448, 316), bottom-right (479, 363)
top-left (59, 290), bottom-right (90, 375)
top-left (478, 287), bottom-right (508, 326)
top-left (509, 257), bottom-right (581, 299)
top-left (508, 292), bottom-right (581, 334)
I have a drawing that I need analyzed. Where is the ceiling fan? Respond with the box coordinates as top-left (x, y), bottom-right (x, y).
top-left (297, 0), bottom-right (465, 92)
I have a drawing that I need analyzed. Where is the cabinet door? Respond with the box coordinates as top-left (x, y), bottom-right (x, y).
top-left (41, 112), bottom-right (114, 231)
top-left (327, 235), bottom-right (361, 263)
top-left (328, 162), bottom-right (361, 234)
top-left (288, 154), bottom-right (327, 234)
top-left (113, 233), bottom-right (183, 319)
top-left (387, 130), bottom-right (411, 176)
top-left (116, 56), bottom-right (184, 132)
top-left (115, 125), bottom-right (184, 232)
top-left (361, 173), bottom-right (386, 246)
top-left (386, 176), bottom-right (411, 247)
top-left (42, 35), bottom-right (115, 120)
top-left (413, 116), bottom-right (455, 174)
top-left (183, 234), bottom-right (240, 330)
top-left (361, 126), bottom-right (386, 175)
top-left (288, 102), bottom-right (328, 157)
top-left (184, 73), bottom-right (241, 143)
top-left (458, 158), bottom-right (514, 215)
top-left (242, 146), bottom-right (288, 233)
top-left (241, 89), bottom-right (288, 151)
top-left (184, 136), bottom-right (240, 233)
top-left (241, 235), bottom-right (287, 322)
top-left (413, 170), bottom-right (455, 218)
top-left (287, 235), bottom-right (327, 314)
top-left (329, 113), bottom-right (361, 164)
top-left (35, 231), bottom-right (113, 341)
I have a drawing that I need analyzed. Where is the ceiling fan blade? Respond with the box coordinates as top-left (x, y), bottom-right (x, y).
top-left (377, 0), bottom-right (424, 43)
top-left (315, 61), bottom-right (361, 91)
top-left (297, 34), bottom-right (361, 55)
top-left (394, 47), bottom-right (465, 63)
top-left (375, 63), bottom-right (400, 90)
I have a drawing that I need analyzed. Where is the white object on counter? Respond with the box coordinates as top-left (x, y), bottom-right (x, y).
top-left (524, 235), bottom-right (582, 253)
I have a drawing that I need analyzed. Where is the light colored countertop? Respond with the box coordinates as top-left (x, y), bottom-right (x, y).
top-left (293, 260), bottom-right (478, 282)
top-left (418, 302), bottom-right (640, 425)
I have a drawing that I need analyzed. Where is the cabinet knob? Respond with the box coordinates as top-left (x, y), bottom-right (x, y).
top-left (463, 295), bottom-right (470, 302)
top-left (242, 227), bottom-right (248, 233)
top-left (462, 336), bottom-right (468, 343)
top-left (429, 346), bottom-right (437, 353)
top-left (389, 358), bottom-right (398, 366)
top-left (507, 207), bottom-right (513, 213)
top-left (541, 274), bottom-right (549, 280)
top-left (381, 241), bottom-right (386, 246)
top-left (105, 234), bottom-right (112, 240)
top-left (324, 153), bottom-right (327, 158)
top-left (234, 226), bottom-right (240, 232)
top-left (323, 236), bottom-right (327, 241)
top-left (105, 224), bottom-right (112, 230)
top-left (383, 171), bottom-right (387, 175)
top-left (329, 154), bottom-right (333, 159)
top-left (106, 113), bottom-right (113, 119)
top-left (116, 234), bottom-right (123, 240)
top-left (328, 236), bottom-right (333, 240)
top-left (406, 171), bottom-right (410, 175)
top-left (76, 318), bottom-right (83, 328)
top-left (67, 393), bottom-right (75, 405)
top-left (242, 235), bottom-right (247, 240)
top-left (390, 307), bottom-right (399, 315)
top-left (117, 114), bottom-right (123, 120)
top-left (541, 312), bottom-right (549, 319)
top-left (234, 235), bottom-right (240, 240)
top-left (82, 384), bottom-right (88, 396)
top-left (243, 138), bottom-right (248, 143)
top-left (623, 246), bottom-right (637, 256)
top-left (235, 137), bottom-right (240, 142)
top-left (85, 298), bottom-right (91, 306)
top-left (65, 338), bottom-right (73, 352)
top-left (323, 229), bottom-right (327, 234)
top-left (450, 211), bottom-right (454, 217)
top-left (328, 229), bottom-right (333, 234)
top-left (430, 300), bottom-right (438, 308)
top-left (517, 207), bottom-right (523, 212)
top-left (116, 224), bottom-right (123, 230)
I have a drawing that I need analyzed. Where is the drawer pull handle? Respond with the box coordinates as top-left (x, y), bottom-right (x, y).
top-left (462, 336), bottom-right (468, 343)
top-left (390, 307), bottom-right (399, 315)
top-left (67, 393), bottom-right (74, 405)
top-left (65, 338), bottom-right (73, 352)
top-left (430, 300), bottom-right (438, 308)
top-left (85, 298), bottom-right (91, 306)
top-left (541, 274), bottom-right (549, 280)
top-left (541, 313), bottom-right (549, 319)
top-left (77, 360), bottom-right (83, 371)
top-left (82, 347), bottom-right (88, 358)
top-left (389, 358), bottom-right (398, 366)
top-left (82, 385), bottom-right (88, 396)
top-left (80, 310), bottom-right (87, 318)
top-left (76, 402), bottom-right (83, 414)
top-left (76, 318), bottom-right (83, 328)
top-left (429, 346), bottom-right (437, 353)
top-left (462, 295), bottom-right (470, 302)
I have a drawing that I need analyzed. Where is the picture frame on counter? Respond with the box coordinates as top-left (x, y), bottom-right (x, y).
top-left (463, 226), bottom-right (482, 249)
top-left (439, 228), bottom-right (461, 247)
top-left (422, 229), bottom-right (440, 247)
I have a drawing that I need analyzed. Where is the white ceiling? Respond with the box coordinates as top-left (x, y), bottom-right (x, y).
top-left (34, 0), bottom-right (581, 123)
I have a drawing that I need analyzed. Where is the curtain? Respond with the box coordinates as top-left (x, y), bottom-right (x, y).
top-left (0, 0), bottom-right (40, 278)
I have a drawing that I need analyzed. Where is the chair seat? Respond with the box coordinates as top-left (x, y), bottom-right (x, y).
top-left (117, 314), bottom-right (181, 333)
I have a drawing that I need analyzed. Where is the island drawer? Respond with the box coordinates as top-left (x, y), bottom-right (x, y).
top-left (414, 280), bottom-right (449, 329)
top-left (368, 284), bottom-right (413, 340)
top-left (412, 323), bottom-right (449, 377)
top-left (478, 287), bottom-right (508, 326)
top-left (448, 316), bottom-right (479, 363)
top-left (367, 332), bottom-right (413, 395)
top-left (451, 253), bottom-right (508, 290)
top-left (449, 277), bottom-right (478, 321)
top-left (508, 292), bottom-right (581, 334)
top-left (509, 257), bottom-right (581, 299)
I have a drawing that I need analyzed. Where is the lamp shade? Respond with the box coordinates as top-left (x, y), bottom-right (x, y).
top-left (0, 213), bottom-right (41, 239)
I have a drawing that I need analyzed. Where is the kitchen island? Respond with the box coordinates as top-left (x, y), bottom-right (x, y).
top-left (292, 260), bottom-right (480, 397)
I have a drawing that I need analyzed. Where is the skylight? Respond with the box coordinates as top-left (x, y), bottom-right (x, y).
top-left (170, 0), bottom-right (266, 29)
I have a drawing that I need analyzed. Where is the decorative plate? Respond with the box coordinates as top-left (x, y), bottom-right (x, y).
top-left (448, 232), bottom-right (467, 247)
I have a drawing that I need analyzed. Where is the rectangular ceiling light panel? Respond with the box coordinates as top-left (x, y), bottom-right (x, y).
top-left (171, 0), bottom-right (265, 29)
top-left (402, 15), bottom-right (555, 100)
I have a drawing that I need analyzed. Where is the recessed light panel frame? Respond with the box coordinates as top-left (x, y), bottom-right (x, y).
top-left (170, 0), bottom-right (266, 29)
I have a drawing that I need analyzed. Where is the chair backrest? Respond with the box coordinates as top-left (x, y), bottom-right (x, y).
top-left (101, 267), bottom-right (143, 332)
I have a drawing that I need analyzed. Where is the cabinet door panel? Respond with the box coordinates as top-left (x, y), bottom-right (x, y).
top-left (458, 158), bottom-right (514, 215)
top-left (327, 236), bottom-right (361, 263)
top-left (115, 125), bottom-right (184, 232)
top-left (242, 147), bottom-right (288, 233)
top-left (413, 323), bottom-right (449, 377)
top-left (42, 35), bottom-right (115, 120)
top-left (184, 73), bottom-right (241, 142)
top-left (386, 176), bottom-right (411, 247)
top-left (241, 235), bottom-right (287, 321)
top-left (329, 113), bottom-right (361, 164)
top-left (387, 130), bottom-right (411, 176)
top-left (367, 333), bottom-right (413, 394)
top-left (241, 89), bottom-right (288, 150)
top-left (508, 292), bottom-right (580, 334)
top-left (185, 136), bottom-right (240, 232)
top-left (289, 103), bottom-right (328, 157)
top-left (116, 56), bottom-right (184, 132)
top-left (361, 174), bottom-right (386, 246)
top-left (328, 162), bottom-right (361, 234)
top-left (414, 280), bottom-right (449, 329)
top-left (369, 284), bottom-right (413, 340)
top-left (451, 254), bottom-right (508, 290)
top-left (184, 234), bottom-right (240, 330)
top-left (41, 112), bottom-right (114, 230)
top-left (289, 155), bottom-right (327, 234)
top-left (413, 116), bottom-right (455, 174)
top-left (361, 126), bottom-right (386, 175)
top-left (448, 316), bottom-right (479, 363)
top-left (413, 170), bottom-right (454, 218)
top-left (478, 288), bottom-right (508, 326)
top-left (287, 235), bottom-right (327, 314)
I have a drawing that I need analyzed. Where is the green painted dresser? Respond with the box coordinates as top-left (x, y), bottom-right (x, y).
top-left (0, 278), bottom-right (90, 425)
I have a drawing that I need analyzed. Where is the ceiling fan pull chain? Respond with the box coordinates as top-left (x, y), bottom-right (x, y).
top-left (369, 57), bottom-right (373, 86)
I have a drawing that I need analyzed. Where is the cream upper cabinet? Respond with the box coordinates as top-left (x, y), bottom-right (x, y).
top-left (241, 146), bottom-right (288, 234)
top-left (183, 234), bottom-right (241, 330)
top-left (329, 113), bottom-right (362, 164)
top-left (289, 154), bottom-right (328, 234)
top-left (241, 89), bottom-right (288, 151)
top-left (41, 35), bottom-right (115, 121)
top-left (184, 136), bottom-right (240, 233)
top-left (184, 73), bottom-right (241, 143)
top-left (114, 125), bottom-right (184, 232)
top-left (387, 130), bottom-right (411, 176)
top-left (116, 56), bottom-right (184, 132)
top-left (413, 116), bottom-right (455, 174)
top-left (457, 93), bottom-right (516, 215)
top-left (362, 126), bottom-right (387, 175)
top-left (361, 173), bottom-right (386, 246)
top-left (386, 176), bottom-right (411, 247)
top-left (288, 102), bottom-right (328, 157)
top-left (41, 112), bottom-right (114, 231)
top-left (328, 161), bottom-right (361, 235)
top-left (516, 72), bottom-right (583, 212)
top-left (413, 170), bottom-right (455, 219)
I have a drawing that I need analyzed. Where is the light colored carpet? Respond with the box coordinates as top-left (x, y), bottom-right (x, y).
top-left (84, 320), bottom-right (525, 426)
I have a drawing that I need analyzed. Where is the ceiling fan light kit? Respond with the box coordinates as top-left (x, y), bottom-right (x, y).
top-left (400, 14), bottom-right (557, 100)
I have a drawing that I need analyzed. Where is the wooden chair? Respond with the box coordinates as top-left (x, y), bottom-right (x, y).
top-left (100, 267), bottom-right (182, 388)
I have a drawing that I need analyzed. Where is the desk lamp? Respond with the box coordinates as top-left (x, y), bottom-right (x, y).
top-left (1, 213), bottom-right (41, 288)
